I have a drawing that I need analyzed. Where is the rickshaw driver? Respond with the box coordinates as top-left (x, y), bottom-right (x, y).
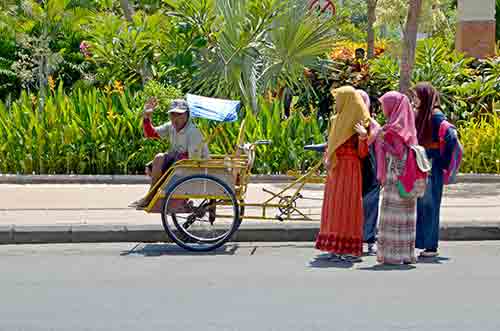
top-left (129, 98), bottom-right (210, 209)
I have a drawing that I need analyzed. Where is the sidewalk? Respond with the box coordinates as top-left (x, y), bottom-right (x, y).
top-left (1, 173), bottom-right (499, 184)
top-left (1, 182), bottom-right (499, 244)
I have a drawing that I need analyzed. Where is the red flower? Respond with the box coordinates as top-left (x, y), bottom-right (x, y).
top-left (80, 41), bottom-right (91, 58)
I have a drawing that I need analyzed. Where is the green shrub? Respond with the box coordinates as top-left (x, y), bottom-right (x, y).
top-left (0, 35), bottom-right (18, 100)
top-left (458, 114), bottom-right (500, 174)
top-left (0, 84), bottom-right (170, 175)
top-left (198, 97), bottom-right (326, 174)
top-left (368, 39), bottom-right (500, 120)
top-left (1, 84), bottom-right (498, 175)
top-left (0, 87), bottom-right (326, 175)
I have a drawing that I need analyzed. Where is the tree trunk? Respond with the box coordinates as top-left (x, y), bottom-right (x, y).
top-left (120, 0), bottom-right (134, 22)
top-left (399, 0), bottom-right (423, 94)
top-left (38, 24), bottom-right (49, 114)
top-left (38, 56), bottom-right (47, 113)
top-left (367, 0), bottom-right (377, 59)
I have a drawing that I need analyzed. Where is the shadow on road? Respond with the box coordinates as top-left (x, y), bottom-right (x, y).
top-left (120, 243), bottom-right (240, 257)
top-left (358, 264), bottom-right (417, 271)
top-left (308, 255), bottom-right (356, 269)
top-left (417, 256), bottom-right (451, 264)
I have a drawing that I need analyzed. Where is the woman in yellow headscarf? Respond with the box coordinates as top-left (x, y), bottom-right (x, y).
top-left (315, 86), bottom-right (372, 262)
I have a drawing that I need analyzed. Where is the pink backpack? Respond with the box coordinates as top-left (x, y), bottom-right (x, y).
top-left (438, 121), bottom-right (463, 185)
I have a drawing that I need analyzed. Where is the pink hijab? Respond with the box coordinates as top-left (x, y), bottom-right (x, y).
top-left (357, 89), bottom-right (371, 110)
top-left (375, 91), bottom-right (418, 184)
top-left (357, 89), bottom-right (381, 146)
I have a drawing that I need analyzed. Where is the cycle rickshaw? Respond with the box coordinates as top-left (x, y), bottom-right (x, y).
top-left (139, 94), bottom-right (326, 252)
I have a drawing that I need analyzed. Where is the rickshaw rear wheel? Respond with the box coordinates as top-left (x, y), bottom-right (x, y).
top-left (161, 174), bottom-right (241, 252)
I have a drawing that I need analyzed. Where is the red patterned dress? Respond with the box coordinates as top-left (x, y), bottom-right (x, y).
top-left (315, 135), bottom-right (368, 256)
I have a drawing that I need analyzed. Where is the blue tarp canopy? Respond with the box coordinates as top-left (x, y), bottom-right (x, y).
top-left (186, 94), bottom-right (240, 122)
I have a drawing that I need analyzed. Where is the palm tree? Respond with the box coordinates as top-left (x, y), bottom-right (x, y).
top-left (190, 0), bottom-right (337, 113)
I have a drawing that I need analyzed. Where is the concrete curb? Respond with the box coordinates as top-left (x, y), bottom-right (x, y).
top-left (1, 173), bottom-right (500, 184)
top-left (1, 222), bottom-right (499, 245)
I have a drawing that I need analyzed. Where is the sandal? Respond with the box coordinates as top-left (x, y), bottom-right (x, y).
top-left (367, 243), bottom-right (377, 255)
top-left (419, 250), bottom-right (438, 258)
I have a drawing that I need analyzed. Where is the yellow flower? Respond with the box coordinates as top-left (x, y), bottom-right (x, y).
top-left (114, 80), bottom-right (124, 95)
top-left (104, 85), bottom-right (112, 95)
top-left (48, 75), bottom-right (55, 94)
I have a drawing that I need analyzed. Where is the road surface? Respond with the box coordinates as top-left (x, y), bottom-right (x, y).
top-left (0, 241), bottom-right (499, 331)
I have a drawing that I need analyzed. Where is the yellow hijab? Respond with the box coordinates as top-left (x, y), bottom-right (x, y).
top-left (326, 86), bottom-right (371, 169)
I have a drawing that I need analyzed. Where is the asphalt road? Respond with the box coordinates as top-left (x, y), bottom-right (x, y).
top-left (0, 242), bottom-right (499, 331)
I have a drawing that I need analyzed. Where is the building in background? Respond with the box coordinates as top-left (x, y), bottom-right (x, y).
top-left (456, 0), bottom-right (496, 58)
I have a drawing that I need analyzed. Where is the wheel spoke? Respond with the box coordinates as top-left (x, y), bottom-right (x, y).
top-left (161, 174), bottom-right (241, 252)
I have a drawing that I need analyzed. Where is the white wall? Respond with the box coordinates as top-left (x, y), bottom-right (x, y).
top-left (457, 0), bottom-right (496, 21)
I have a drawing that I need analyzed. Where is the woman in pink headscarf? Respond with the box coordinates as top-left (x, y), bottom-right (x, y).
top-left (374, 91), bottom-right (418, 265)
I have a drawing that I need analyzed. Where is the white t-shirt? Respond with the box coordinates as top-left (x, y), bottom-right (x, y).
top-left (155, 119), bottom-right (209, 159)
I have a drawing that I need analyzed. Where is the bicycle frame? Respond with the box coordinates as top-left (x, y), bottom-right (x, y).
top-left (239, 160), bottom-right (324, 221)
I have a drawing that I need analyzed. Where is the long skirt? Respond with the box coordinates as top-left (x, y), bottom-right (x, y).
top-left (377, 156), bottom-right (417, 265)
top-left (416, 156), bottom-right (444, 251)
top-left (316, 137), bottom-right (367, 256)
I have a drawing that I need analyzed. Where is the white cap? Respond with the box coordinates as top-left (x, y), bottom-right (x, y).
top-left (168, 99), bottom-right (189, 114)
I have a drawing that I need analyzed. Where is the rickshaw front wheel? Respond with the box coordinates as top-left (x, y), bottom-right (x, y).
top-left (161, 174), bottom-right (241, 252)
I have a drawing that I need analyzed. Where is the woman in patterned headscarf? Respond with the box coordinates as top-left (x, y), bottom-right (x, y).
top-left (375, 91), bottom-right (419, 265)
top-left (315, 86), bottom-right (371, 262)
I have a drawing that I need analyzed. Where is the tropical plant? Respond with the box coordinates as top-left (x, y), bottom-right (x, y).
top-left (0, 32), bottom-right (18, 100)
top-left (198, 97), bottom-right (326, 173)
top-left (330, 40), bottom-right (386, 60)
top-left (0, 83), bottom-right (167, 175)
top-left (368, 38), bottom-right (500, 119)
top-left (87, 11), bottom-right (165, 89)
top-left (333, 1), bottom-right (367, 42)
top-left (376, 0), bottom-right (449, 34)
top-left (2, 0), bottom-right (93, 107)
top-left (413, 39), bottom-right (499, 120)
top-left (458, 114), bottom-right (500, 174)
top-left (156, 0), bottom-right (215, 88)
top-left (190, 0), bottom-right (338, 112)
top-left (1, 82), bottom-right (498, 174)
top-left (0, 85), bottom-right (326, 175)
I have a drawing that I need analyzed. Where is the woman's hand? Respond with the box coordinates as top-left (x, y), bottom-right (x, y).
top-left (323, 152), bottom-right (330, 169)
top-left (354, 121), bottom-right (368, 139)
